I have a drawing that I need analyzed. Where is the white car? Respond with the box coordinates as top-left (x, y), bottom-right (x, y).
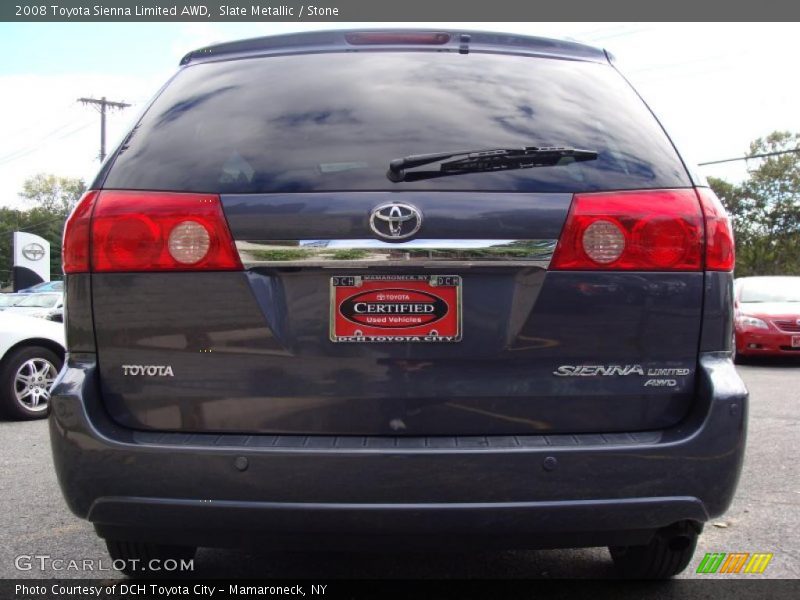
top-left (4, 292), bottom-right (63, 320)
top-left (0, 312), bottom-right (64, 419)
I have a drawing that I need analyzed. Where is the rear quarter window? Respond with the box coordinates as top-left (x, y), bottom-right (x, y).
top-left (102, 51), bottom-right (690, 194)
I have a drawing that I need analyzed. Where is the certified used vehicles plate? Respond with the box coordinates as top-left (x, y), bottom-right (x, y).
top-left (331, 275), bottom-right (462, 342)
top-left (793, 335), bottom-right (800, 348)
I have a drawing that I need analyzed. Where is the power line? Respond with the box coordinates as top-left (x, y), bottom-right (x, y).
top-left (77, 96), bottom-right (131, 161)
top-left (0, 213), bottom-right (66, 239)
top-left (0, 121), bottom-right (94, 167)
top-left (698, 149), bottom-right (800, 167)
top-left (0, 121), bottom-right (80, 161)
top-left (0, 99), bottom-right (84, 140)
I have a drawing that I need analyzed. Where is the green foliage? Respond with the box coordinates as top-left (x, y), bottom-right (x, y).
top-left (249, 248), bottom-right (313, 261)
top-left (0, 174), bottom-right (85, 287)
top-left (330, 249), bottom-right (370, 260)
top-left (19, 173), bottom-right (86, 216)
top-left (708, 131), bottom-right (800, 277)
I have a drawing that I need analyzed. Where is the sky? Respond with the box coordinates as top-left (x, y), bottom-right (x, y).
top-left (0, 22), bottom-right (798, 208)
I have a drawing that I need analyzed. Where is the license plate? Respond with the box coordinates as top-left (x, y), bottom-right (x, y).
top-left (330, 275), bottom-right (462, 343)
top-left (793, 335), bottom-right (800, 348)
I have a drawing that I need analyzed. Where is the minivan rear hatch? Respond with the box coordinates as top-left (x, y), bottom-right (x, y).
top-left (89, 36), bottom-right (701, 436)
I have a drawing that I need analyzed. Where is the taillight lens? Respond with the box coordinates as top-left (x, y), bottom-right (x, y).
top-left (63, 190), bottom-right (99, 273)
top-left (696, 187), bottom-right (735, 271)
top-left (168, 220), bottom-right (212, 264)
top-left (550, 189), bottom-right (704, 271)
top-left (581, 220), bottom-right (626, 264)
top-left (92, 191), bottom-right (241, 272)
top-left (63, 190), bottom-right (241, 273)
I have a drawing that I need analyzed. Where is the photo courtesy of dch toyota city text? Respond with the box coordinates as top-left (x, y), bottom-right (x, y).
top-left (0, 1), bottom-right (798, 598)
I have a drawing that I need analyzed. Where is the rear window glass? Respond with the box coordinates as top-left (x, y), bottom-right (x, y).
top-left (103, 52), bottom-right (690, 193)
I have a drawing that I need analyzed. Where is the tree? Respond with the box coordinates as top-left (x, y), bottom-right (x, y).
top-left (708, 131), bottom-right (800, 277)
top-left (0, 174), bottom-right (86, 287)
top-left (19, 173), bottom-right (86, 216)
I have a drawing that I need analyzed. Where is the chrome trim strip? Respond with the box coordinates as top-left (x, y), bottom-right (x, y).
top-left (237, 239), bottom-right (556, 268)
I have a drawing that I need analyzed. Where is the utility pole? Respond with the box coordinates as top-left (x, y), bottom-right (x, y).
top-left (77, 96), bottom-right (131, 161)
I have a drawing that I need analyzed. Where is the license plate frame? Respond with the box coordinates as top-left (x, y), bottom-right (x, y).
top-left (330, 275), bottom-right (462, 343)
top-left (792, 335), bottom-right (800, 348)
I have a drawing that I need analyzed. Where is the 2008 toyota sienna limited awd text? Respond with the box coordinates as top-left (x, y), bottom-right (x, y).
top-left (51, 30), bottom-right (747, 578)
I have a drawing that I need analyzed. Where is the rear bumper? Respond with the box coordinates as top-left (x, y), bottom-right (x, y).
top-left (49, 352), bottom-right (747, 550)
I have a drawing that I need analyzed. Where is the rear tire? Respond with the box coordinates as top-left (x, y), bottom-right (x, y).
top-left (0, 345), bottom-right (62, 420)
top-left (105, 540), bottom-right (197, 577)
top-left (610, 522), bottom-right (699, 579)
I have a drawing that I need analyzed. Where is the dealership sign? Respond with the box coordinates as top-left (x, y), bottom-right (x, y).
top-left (12, 232), bottom-right (50, 291)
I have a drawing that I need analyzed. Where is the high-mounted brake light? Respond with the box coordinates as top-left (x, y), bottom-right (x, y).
top-left (696, 187), bottom-right (735, 271)
top-left (550, 189), bottom-right (705, 271)
top-left (345, 32), bottom-right (451, 45)
top-left (63, 190), bottom-right (241, 273)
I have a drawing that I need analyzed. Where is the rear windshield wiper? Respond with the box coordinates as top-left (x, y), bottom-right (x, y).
top-left (386, 146), bottom-right (598, 182)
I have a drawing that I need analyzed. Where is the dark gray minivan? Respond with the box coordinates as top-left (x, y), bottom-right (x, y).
top-left (52, 30), bottom-right (747, 578)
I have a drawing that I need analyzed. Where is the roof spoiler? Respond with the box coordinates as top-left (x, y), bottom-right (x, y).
top-left (180, 29), bottom-right (608, 66)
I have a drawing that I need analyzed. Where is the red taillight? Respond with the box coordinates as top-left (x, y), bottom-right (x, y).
top-left (696, 187), bottom-right (735, 271)
top-left (63, 190), bottom-right (242, 273)
top-left (550, 189), bottom-right (704, 271)
top-left (92, 191), bottom-right (241, 272)
top-left (63, 190), bottom-right (99, 274)
top-left (345, 32), bottom-right (451, 45)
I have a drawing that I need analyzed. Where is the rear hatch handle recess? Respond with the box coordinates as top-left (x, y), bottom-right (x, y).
top-left (386, 146), bottom-right (598, 182)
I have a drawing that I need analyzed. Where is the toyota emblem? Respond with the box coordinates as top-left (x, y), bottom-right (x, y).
top-left (369, 202), bottom-right (422, 240)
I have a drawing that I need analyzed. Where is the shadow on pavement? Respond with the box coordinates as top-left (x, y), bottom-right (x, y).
top-left (183, 547), bottom-right (618, 579)
top-left (737, 356), bottom-right (800, 368)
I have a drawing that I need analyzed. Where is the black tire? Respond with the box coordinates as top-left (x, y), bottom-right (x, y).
top-left (105, 539), bottom-right (197, 577)
top-left (0, 345), bottom-right (62, 420)
top-left (610, 522), bottom-right (700, 579)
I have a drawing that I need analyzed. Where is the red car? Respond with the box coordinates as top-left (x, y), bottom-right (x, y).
top-left (734, 276), bottom-right (800, 362)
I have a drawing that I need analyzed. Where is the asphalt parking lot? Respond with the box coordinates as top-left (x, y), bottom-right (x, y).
top-left (1, 360), bottom-right (797, 580)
